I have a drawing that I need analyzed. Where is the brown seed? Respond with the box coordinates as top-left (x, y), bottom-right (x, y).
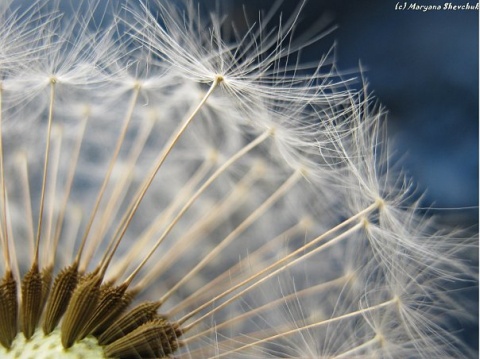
top-left (78, 282), bottom-right (132, 339)
top-left (42, 264), bottom-right (79, 334)
top-left (41, 265), bottom-right (53, 305)
top-left (0, 271), bottom-right (18, 349)
top-left (97, 301), bottom-right (161, 345)
top-left (103, 318), bottom-right (182, 358)
top-left (61, 273), bottom-right (101, 348)
top-left (92, 288), bottom-right (138, 337)
top-left (21, 264), bottom-right (44, 339)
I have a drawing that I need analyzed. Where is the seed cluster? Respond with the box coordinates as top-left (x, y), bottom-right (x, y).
top-left (0, 1), bottom-right (475, 358)
top-left (0, 267), bottom-right (182, 358)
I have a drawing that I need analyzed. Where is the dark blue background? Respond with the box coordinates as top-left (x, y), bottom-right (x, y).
top-left (13, 0), bottom-right (479, 353)
top-left (201, 0), bottom-right (479, 353)
top-left (206, 0), bottom-right (479, 223)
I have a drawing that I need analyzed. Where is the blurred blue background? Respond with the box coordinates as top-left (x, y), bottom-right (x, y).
top-left (16, 0), bottom-right (477, 352)
top-left (15, 0), bottom-right (478, 219)
top-left (204, 0), bottom-right (478, 223)
top-left (201, 0), bottom-right (479, 353)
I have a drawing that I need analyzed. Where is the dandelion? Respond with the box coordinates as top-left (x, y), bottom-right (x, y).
top-left (0, 1), bottom-right (477, 358)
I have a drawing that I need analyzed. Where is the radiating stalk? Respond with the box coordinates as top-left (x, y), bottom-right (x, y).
top-left (98, 77), bottom-right (223, 276)
top-left (122, 129), bottom-right (271, 288)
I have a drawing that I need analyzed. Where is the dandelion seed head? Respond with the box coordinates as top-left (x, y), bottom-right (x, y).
top-left (0, 0), bottom-right (476, 358)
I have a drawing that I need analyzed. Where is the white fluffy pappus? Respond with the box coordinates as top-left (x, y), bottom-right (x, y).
top-left (0, 1), bottom-right (476, 358)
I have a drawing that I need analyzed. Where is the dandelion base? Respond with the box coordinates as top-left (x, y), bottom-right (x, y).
top-left (0, 329), bottom-right (108, 359)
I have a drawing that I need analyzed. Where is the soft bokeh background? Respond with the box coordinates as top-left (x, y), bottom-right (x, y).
top-left (10, 0), bottom-right (479, 353)
top-left (204, 0), bottom-right (478, 220)
top-left (200, 0), bottom-right (479, 353)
